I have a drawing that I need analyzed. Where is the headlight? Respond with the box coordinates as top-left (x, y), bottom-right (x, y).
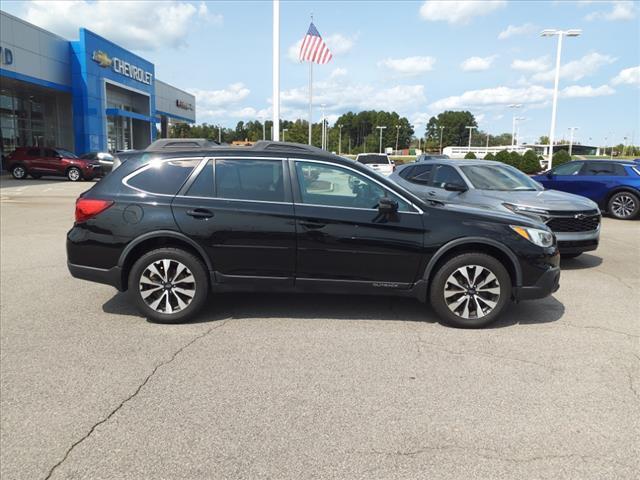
top-left (503, 203), bottom-right (549, 216)
top-left (510, 225), bottom-right (554, 248)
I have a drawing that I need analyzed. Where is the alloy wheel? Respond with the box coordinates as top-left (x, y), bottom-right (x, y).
top-left (68, 168), bottom-right (80, 181)
top-left (12, 167), bottom-right (26, 179)
top-left (443, 265), bottom-right (500, 319)
top-left (611, 194), bottom-right (636, 218)
top-left (139, 259), bottom-right (197, 314)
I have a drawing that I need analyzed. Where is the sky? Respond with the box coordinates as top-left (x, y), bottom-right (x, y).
top-left (2, 0), bottom-right (639, 145)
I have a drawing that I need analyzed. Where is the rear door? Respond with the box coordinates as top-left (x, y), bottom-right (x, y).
top-left (171, 157), bottom-right (296, 285)
top-left (577, 162), bottom-right (628, 204)
top-left (292, 159), bottom-right (424, 288)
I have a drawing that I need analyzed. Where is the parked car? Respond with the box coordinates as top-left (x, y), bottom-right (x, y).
top-left (67, 141), bottom-right (560, 329)
top-left (390, 159), bottom-right (600, 258)
top-left (79, 151), bottom-right (115, 172)
top-left (416, 154), bottom-right (449, 162)
top-left (5, 147), bottom-right (104, 181)
top-left (355, 153), bottom-right (394, 176)
top-left (533, 160), bottom-right (640, 220)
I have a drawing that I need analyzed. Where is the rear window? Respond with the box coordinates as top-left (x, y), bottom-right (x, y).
top-left (215, 159), bottom-right (285, 202)
top-left (357, 154), bottom-right (390, 165)
top-left (126, 159), bottom-right (201, 195)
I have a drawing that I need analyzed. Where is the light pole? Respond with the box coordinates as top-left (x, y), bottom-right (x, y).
top-left (338, 124), bottom-right (343, 155)
top-left (262, 120), bottom-right (266, 141)
top-left (282, 128), bottom-right (288, 142)
top-left (438, 126), bottom-right (445, 154)
top-left (395, 124), bottom-right (400, 153)
top-left (376, 126), bottom-right (387, 153)
top-left (465, 126), bottom-right (476, 150)
top-left (567, 127), bottom-right (578, 156)
top-left (609, 133), bottom-right (614, 160)
top-left (218, 125), bottom-right (222, 143)
top-left (541, 28), bottom-right (582, 168)
top-left (514, 117), bottom-right (525, 146)
top-left (509, 104), bottom-right (522, 146)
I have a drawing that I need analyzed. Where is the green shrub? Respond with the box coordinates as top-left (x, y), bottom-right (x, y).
top-left (552, 149), bottom-right (571, 167)
top-left (464, 152), bottom-right (477, 159)
top-left (494, 150), bottom-right (511, 164)
top-left (483, 152), bottom-right (495, 160)
top-left (520, 150), bottom-right (541, 174)
top-left (508, 151), bottom-right (522, 167)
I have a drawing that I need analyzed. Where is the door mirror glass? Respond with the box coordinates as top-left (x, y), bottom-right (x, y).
top-left (546, 171), bottom-right (553, 178)
top-left (444, 182), bottom-right (467, 192)
top-left (378, 197), bottom-right (398, 214)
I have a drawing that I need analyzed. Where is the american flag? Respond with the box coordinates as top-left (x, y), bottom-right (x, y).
top-left (298, 22), bottom-right (332, 65)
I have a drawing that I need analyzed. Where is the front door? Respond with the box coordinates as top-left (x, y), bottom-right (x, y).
top-left (543, 161), bottom-right (586, 195)
top-left (292, 159), bottom-right (425, 288)
top-left (171, 157), bottom-right (296, 285)
top-left (427, 164), bottom-right (471, 204)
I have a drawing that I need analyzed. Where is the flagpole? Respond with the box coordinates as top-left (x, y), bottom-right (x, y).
top-left (308, 61), bottom-right (313, 145)
top-left (272, 0), bottom-right (280, 141)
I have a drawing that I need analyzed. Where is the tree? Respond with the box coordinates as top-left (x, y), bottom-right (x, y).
top-left (425, 111), bottom-right (477, 149)
top-left (464, 152), bottom-right (477, 159)
top-left (520, 150), bottom-right (541, 174)
top-left (538, 135), bottom-right (549, 145)
top-left (495, 150), bottom-right (511, 164)
top-left (484, 152), bottom-right (495, 160)
top-left (553, 149), bottom-right (571, 167)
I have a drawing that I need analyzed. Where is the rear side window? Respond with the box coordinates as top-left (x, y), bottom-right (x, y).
top-left (408, 164), bottom-right (433, 183)
top-left (127, 159), bottom-right (201, 195)
top-left (398, 166), bottom-right (415, 179)
top-left (583, 162), bottom-right (627, 176)
top-left (215, 159), bottom-right (285, 202)
top-left (186, 160), bottom-right (214, 197)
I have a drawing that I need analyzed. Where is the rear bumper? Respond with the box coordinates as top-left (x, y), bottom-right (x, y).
top-left (67, 262), bottom-right (123, 291)
top-left (514, 265), bottom-right (560, 301)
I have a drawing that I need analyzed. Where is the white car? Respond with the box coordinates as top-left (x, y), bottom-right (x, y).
top-left (355, 153), bottom-right (395, 176)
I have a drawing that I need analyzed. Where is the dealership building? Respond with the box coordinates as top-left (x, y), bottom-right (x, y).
top-left (0, 11), bottom-right (195, 156)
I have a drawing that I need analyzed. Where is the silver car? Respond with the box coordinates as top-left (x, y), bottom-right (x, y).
top-left (390, 159), bottom-right (600, 258)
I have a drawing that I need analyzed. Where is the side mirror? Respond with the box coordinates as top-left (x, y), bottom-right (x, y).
top-left (444, 183), bottom-right (467, 193)
top-left (546, 171), bottom-right (553, 179)
top-left (378, 197), bottom-right (398, 214)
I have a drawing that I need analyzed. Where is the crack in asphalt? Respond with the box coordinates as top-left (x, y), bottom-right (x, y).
top-left (562, 323), bottom-right (639, 339)
top-left (592, 269), bottom-right (636, 290)
top-left (42, 318), bottom-right (232, 480)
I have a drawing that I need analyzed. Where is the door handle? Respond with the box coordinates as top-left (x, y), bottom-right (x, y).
top-left (427, 191), bottom-right (436, 196)
top-left (300, 220), bottom-right (326, 229)
top-left (186, 208), bottom-right (214, 219)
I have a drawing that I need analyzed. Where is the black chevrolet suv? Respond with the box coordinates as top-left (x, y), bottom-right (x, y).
top-left (67, 141), bottom-right (560, 328)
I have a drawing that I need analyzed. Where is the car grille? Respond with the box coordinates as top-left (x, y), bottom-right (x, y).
top-left (546, 213), bottom-right (600, 232)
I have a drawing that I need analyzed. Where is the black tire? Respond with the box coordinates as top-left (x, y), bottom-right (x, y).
top-left (10, 165), bottom-right (27, 179)
top-left (67, 167), bottom-right (82, 182)
top-left (561, 253), bottom-right (581, 259)
top-left (429, 253), bottom-right (512, 328)
top-left (608, 191), bottom-right (639, 220)
top-left (128, 247), bottom-right (209, 324)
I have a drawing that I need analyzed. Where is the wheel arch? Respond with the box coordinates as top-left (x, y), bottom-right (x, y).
top-left (118, 231), bottom-right (212, 291)
top-left (604, 187), bottom-right (640, 211)
top-left (422, 237), bottom-right (522, 289)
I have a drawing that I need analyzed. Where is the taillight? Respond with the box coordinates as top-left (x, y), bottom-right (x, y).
top-left (75, 198), bottom-right (114, 223)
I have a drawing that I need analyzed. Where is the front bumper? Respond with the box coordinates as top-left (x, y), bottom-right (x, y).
top-left (555, 229), bottom-right (599, 254)
top-left (514, 265), bottom-right (560, 301)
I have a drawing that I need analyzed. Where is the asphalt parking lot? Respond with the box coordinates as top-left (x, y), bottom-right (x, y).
top-left (1, 176), bottom-right (638, 480)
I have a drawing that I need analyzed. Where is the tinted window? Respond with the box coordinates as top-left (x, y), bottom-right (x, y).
top-left (56, 149), bottom-right (78, 158)
top-left (216, 159), bottom-right (285, 202)
top-left (127, 159), bottom-right (201, 195)
top-left (431, 165), bottom-right (466, 188)
top-left (357, 154), bottom-right (390, 165)
top-left (80, 152), bottom-right (97, 160)
top-left (582, 162), bottom-right (627, 176)
top-left (408, 164), bottom-right (433, 183)
top-left (460, 165), bottom-right (539, 191)
top-left (186, 160), bottom-right (214, 197)
top-left (398, 166), bottom-right (415, 179)
top-left (553, 162), bottom-right (583, 175)
top-left (295, 161), bottom-right (412, 212)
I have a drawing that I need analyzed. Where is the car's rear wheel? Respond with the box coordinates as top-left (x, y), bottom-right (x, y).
top-left (11, 165), bottom-right (27, 179)
top-left (129, 248), bottom-right (209, 323)
top-left (67, 167), bottom-right (82, 181)
top-left (430, 253), bottom-right (511, 328)
top-left (608, 191), bottom-right (639, 220)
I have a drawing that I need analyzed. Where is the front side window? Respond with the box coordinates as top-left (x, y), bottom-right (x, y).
top-left (215, 159), bottom-right (285, 202)
top-left (127, 159), bottom-right (201, 195)
top-left (295, 161), bottom-right (413, 211)
top-left (407, 164), bottom-right (433, 184)
top-left (553, 162), bottom-right (583, 176)
top-left (431, 165), bottom-right (466, 189)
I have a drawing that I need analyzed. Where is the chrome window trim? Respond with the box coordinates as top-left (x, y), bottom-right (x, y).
top-left (122, 157), bottom-right (207, 197)
top-left (292, 158), bottom-right (424, 214)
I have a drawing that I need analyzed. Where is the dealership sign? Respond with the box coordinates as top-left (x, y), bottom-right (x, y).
top-left (92, 50), bottom-right (153, 86)
top-left (176, 99), bottom-right (194, 111)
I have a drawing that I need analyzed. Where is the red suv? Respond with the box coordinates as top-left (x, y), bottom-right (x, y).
top-left (5, 147), bottom-right (104, 181)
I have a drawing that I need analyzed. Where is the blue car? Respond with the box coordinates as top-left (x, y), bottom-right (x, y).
top-left (533, 160), bottom-right (640, 220)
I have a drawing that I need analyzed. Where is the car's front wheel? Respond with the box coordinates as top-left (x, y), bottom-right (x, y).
top-left (67, 167), bottom-right (82, 181)
top-left (430, 253), bottom-right (511, 328)
top-left (608, 191), bottom-right (639, 220)
top-left (11, 165), bottom-right (27, 179)
top-left (129, 248), bottom-right (209, 323)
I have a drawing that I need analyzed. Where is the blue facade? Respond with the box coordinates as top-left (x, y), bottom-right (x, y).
top-left (70, 29), bottom-right (156, 153)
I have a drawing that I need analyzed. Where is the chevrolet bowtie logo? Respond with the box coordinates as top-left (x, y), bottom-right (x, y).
top-left (574, 213), bottom-right (587, 220)
top-left (92, 50), bottom-right (112, 68)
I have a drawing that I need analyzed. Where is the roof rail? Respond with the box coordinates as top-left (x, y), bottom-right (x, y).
top-left (251, 141), bottom-right (326, 154)
top-left (145, 138), bottom-right (220, 151)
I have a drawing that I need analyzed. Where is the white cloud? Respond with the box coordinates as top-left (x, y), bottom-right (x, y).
top-left (531, 52), bottom-right (617, 82)
top-left (511, 56), bottom-right (550, 72)
top-left (330, 68), bottom-right (348, 79)
top-left (562, 84), bottom-right (615, 98)
top-left (188, 83), bottom-right (250, 111)
top-left (460, 55), bottom-right (497, 72)
top-left (419, 0), bottom-right (506, 25)
top-left (611, 65), bottom-right (640, 86)
top-left (287, 33), bottom-right (356, 62)
top-left (498, 23), bottom-right (536, 40)
top-left (23, 0), bottom-right (220, 51)
top-left (378, 56), bottom-right (436, 75)
top-left (585, 1), bottom-right (636, 21)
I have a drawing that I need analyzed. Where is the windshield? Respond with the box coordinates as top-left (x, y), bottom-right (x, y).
top-left (357, 154), bottom-right (389, 165)
top-left (460, 164), bottom-right (541, 191)
top-left (58, 149), bottom-right (78, 159)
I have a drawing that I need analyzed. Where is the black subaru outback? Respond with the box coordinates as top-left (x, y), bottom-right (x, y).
top-left (67, 140), bottom-right (560, 328)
